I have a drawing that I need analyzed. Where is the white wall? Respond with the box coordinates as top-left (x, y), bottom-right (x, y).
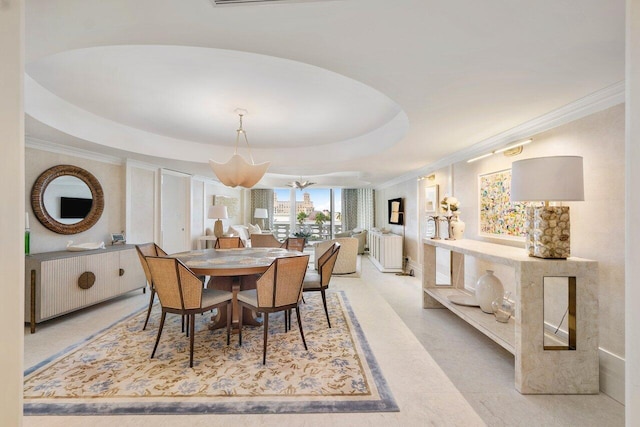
top-left (626, 0), bottom-right (640, 422)
top-left (126, 161), bottom-right (157, 245)
top-left (0, 1), bottom-right (24, 425)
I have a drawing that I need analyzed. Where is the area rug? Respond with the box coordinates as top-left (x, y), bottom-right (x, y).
top-left (24, 292), bottom-right (398, 415)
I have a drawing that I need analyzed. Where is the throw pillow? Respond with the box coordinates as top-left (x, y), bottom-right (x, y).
top-left (247, 223), bottom-right (261, 235)
top-left (230, 225), bottom-right (249, 242)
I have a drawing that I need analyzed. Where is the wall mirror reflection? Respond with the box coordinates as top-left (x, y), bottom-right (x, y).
top-left (43, 176), bottom-right (93, 225)
top-left (31, 165), bottom-right (104, 235)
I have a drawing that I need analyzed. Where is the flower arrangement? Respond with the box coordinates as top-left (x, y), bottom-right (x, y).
top-left (440, 196), bottom-right (459, 213)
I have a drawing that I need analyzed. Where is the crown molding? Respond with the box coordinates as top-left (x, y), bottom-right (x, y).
top-left (26, 137), bottom-right (123, 166)
top-left (125, 158), bottom-right (160, 172)
top-left (376, 81), bottom-right (625, 190)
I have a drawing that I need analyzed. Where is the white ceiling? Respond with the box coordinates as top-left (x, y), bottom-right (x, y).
top-left (24, 0), bottom-right (625, 188)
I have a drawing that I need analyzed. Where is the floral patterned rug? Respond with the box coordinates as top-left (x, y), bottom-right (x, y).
top-left (24, 292), bottom-right (397, 415)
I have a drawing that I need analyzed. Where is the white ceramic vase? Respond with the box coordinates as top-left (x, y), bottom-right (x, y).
top-left (475, 270), bottom-right (504, 314)
top-left (451, 215), bottom-right (465, 240)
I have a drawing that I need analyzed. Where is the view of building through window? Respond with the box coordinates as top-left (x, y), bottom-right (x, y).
top-left (272, 188), bottom-right (342, 240)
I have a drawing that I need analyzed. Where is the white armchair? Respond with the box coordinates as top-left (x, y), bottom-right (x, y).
top-left (335, 229), bottom-right (366, 254)
top-left (314, 237), bottom-right (358, 274)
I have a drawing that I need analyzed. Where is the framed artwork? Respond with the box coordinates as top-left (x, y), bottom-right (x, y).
top-left (110, 233), bottom-right (126, 244)
top-left (425, 184), bottom-right (439, 213)
top-left (388, 198), bottom-right (404, 225)
top-left (213, 195), bottom-right (239, 218)
top-left (478, 169), bottom-right (529, 240)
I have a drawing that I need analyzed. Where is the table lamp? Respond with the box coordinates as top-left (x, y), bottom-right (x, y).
top-left (208, 205), bottom-right (228, 238)
top-left (511, 156), bottom-right (584, 259)
top-left (254, 208), bottom-right (268, 230)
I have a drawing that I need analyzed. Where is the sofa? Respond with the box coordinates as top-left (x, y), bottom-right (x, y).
top-left (334, 229), bottom-right (366, 254)
top-left (228, 224), bottom-right (275, 247)
top-left (313, 237), bottom-right (359, 274)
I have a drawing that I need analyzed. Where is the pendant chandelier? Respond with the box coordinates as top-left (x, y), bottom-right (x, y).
top-left (209, 110), bottom-right (270, 188)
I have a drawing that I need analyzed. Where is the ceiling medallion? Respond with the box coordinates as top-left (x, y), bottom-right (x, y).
top-left (209, 109), bottom-right (270, 188)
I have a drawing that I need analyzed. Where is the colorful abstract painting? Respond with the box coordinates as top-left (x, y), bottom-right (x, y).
top-left (478, 169), bottom-right (528, 239)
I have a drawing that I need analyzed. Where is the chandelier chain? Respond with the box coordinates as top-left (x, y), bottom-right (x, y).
top-left (234, 113), bottom-right (256, 164)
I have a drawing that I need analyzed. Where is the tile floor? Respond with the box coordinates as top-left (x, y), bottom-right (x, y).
top-left (23, 256), bottom-right (624, 426)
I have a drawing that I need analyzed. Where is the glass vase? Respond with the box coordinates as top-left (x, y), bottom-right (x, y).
top-left (491, 291), bottom-right (513, 323)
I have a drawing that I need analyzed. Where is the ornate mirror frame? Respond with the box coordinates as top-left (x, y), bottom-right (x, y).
top-left (31, 165), bottom-right (104, 235)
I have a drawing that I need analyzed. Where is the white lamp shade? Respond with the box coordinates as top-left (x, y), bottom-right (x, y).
top-left (208, 205), bottom-right (228, 219)
top-left (254, 208), bottom-right (268, 219)
top-left (511, 156), bottom-right (584, 202)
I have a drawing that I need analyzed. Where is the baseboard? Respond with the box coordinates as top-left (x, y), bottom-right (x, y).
top-left (599, 348), bottom-right (625, 404)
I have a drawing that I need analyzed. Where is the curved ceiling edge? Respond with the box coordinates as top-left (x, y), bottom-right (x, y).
top-left (25, 74), bottom-right (409, 169)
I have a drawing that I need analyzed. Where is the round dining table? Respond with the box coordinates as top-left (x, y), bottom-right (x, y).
top-left (171, 247), bottom-right (305, 330)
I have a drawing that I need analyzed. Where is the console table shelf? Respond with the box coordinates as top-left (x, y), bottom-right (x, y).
top-left (424, 287), bottom-right (515, 354)
top-left (422, 238), bottom-right (599, 394)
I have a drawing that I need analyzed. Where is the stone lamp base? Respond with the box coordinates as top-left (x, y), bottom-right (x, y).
top-left (525, 206), bottom-right (571, 259)
top-left (213, 219), bottom-right (224, 238)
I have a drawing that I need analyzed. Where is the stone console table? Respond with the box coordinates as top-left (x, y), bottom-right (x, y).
top-left (422, 238), bottom-right (598, 394)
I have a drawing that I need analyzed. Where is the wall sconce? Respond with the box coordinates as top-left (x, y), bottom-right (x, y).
top-left (417, 174), bottom-right (436, 181)
top-left (467, 139), bottom-right (532, 163)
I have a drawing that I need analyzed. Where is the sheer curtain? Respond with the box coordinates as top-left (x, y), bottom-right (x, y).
top-left (341, 188), bottom-right (375, 231)
top-left (250, 189), bottom-right (274, 229)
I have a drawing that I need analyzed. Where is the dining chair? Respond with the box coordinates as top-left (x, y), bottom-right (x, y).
top-left (135, 243), bottom-right (168, 331)
top-left (249, 233), bottom-right (284, 248)
top-left (237, 254), bottom-right (310, 365)
top-left (302, 243), bottom-right (340, 328)
top-left (214, 236), bottom-right (245, 249)
top-left (283, 237), bottom-right (306, 252)
top-left (145, 256), bottom-right (233, 368)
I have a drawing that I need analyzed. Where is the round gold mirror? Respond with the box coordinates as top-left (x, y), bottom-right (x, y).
top-left (31, 165), bottom-right (104, 235)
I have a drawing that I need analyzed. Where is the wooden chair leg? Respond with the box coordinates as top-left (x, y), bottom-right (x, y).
top-left (151, 311), bottom-right (167, 359)
top-left (226, 301), bottom-right (232, 346)
top-left (284, 309), bottom-right (289, 332)
top-left (321, 289), bottom-right (331, 328)
top-left (142, 288), bottom-right (156, 331)
top-left (238, 305), bottom-right (244, 346)
top-left (263, 312), bottom-right (269, 365)
top-left (185, 314), bottom-right (190, 338)
top-left (295, 306), bottom-right (308, 350)
top-left (189, 313), bottom-right (195, 368)
top-left (181, 314), bottom-right (185, 333)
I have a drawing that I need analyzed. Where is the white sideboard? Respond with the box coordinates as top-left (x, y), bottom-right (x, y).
top-left (25, 244), bottom-right (146, 332)
top-left (422, 238), bottom-right (598, 394)
top-left (368, 230), bottom-right (403, 272)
